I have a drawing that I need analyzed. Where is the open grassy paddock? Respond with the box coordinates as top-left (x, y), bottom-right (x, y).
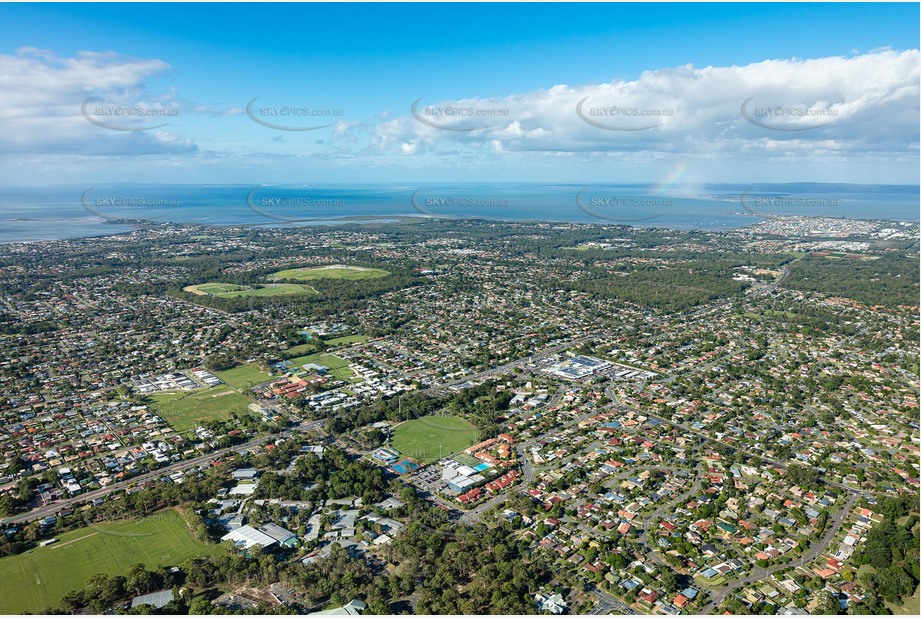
top-left (215, 363), bottom-right (273, 389)
top-left (149, 385), bottom-right (254, 431)
top-left (323, 334), bottom-right (369, 347)
top-left (271, 264), bottom-right (391, 281)
top-left (187, 282), bottom-right (243, 294)
top-left (183, 282), bottom-right (317, 298)
top-left (283, 342), bottom-right (322, 357)
top-left (391, 415), bottom-right (480, 463)
top-left (0, 509), bottom-right (225, 614)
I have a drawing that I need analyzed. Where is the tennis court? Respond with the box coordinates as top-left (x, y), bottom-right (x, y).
top-left (390, 459), bottom-right (420, 475)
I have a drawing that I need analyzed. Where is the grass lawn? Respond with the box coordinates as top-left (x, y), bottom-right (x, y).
top-left (391, 415), bottom-right (480, 463)
top-left (215, 363), bottom-right (273, 389)
top-left (185, 282), bottom-right (317, 298)
top-left (889, 586), bottom-right (921, 615)
top-left (271, 265), bottom-right (390, 281)
top-left (0, 509), bottom-right (224, 614)
top-left (217, 284), bottom-right (317, 298)
top-left (693, 573), bottom-right (728, 588)
top-left (149, 385), bottom-right (253, 431)
top-left (190, 282), bottom-right (245, 294)
top-left (323, 334), bottom-right (369, 347)
top-left (283, 343), bottom-right (322, 357)
top-left (285, 352), bottom-right (356, 381)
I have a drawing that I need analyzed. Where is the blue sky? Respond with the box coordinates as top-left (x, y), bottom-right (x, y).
top-left (0, 2), bottom-right (918, 186)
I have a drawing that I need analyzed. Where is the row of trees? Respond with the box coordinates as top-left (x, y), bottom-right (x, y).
top-left (3, 438), bottom-right (315, 557)
top-left (58, 564), bottom-right (179, 614)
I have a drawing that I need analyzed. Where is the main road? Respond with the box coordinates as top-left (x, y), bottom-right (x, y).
top-left (0, 419), bottom-right (325, 526)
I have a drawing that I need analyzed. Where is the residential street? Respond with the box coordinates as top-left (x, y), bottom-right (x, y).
top-left (699, 492), bottom-right (859, 614)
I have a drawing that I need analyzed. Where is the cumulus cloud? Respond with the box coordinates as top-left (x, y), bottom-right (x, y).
top-left (400, 141), bottom-right (421, 155)
top-left (0, 47), bottom-right (198, 155)
top-left (0, 47), bottom-right (916, 184)
top-left (371, 50), bottom-right (920, 161)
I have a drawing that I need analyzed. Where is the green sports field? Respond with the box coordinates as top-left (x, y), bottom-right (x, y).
top-left (185, 282), bottom-right (317, 298)
top-left (391, 415), bottom-right (480, 463)
top-left (187, 282), bottom-right (241, 294)
top-left (285, 352), bottom-right (357, 381)
top-left (271, 265), bottom-right (390, 281)
top-left (283, 342), bottom-right (323, 356)
top-left (215, 363), bottom-right (273, 389)
top-left (149, 385), bottom-right (254, 431)
top-left (323, 334), bottom-right (369, 347)
top-left (0, 509), bottom-right (225, 614)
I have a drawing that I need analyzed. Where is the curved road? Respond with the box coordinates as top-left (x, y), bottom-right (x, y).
top-left (699, 492), bottom-right (858, 614)
top-left (636, 442), bottom-right (704, 567)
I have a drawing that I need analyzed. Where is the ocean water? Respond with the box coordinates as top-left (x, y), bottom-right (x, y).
top-left (0, 184), bottom-right (917, 244)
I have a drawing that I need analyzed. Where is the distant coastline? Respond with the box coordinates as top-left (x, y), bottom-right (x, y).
top-left (1, 183), bottom-right (917, 245)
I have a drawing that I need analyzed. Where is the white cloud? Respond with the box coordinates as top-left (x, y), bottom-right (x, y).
top-left (371, 49), bottom-right (920, 161)
top-left (400, 141), bottom-right (421, 155)
top-left (0, 47), bottom-right (916, 184)
top-left (0, 47), bottom-right (197, 156)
